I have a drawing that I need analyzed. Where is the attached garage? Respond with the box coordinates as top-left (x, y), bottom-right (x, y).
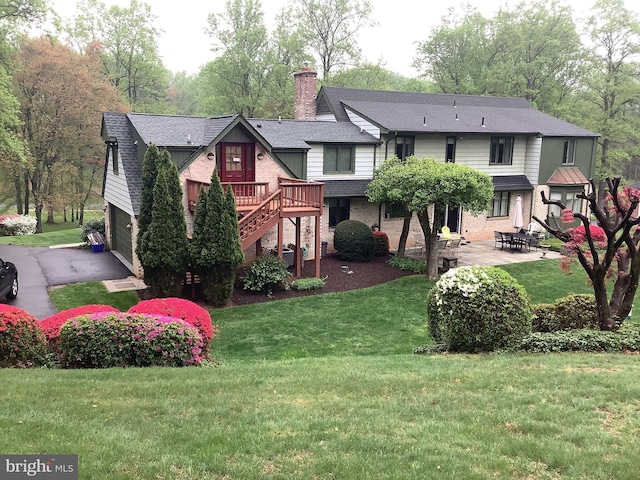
top-left (110, 206), bottom-right (133, 265)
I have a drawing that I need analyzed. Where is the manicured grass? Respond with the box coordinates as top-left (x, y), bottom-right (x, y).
top-left (47, 258), bottom-right (605, 362)
top-left (2, 354), bottom-right (640, 479)
top-left (0, 227), bottom-right (84, 246)
top-left (49, 281), bottom-right (140, 313)
top-left (0, 211), bottom-right (102, 246)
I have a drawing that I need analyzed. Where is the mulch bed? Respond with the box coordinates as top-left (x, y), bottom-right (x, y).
top-left (160, 254), bottom-right (417, 308)
top-left (229, 253), bottom-right (417, 306)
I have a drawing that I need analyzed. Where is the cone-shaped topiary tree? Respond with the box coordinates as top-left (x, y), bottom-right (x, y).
top-left (136, 144), bottom-right (161, 261)
top-left (138, 157), bottom-right (189, 297)
top-left (191, 169), bottom-right (244, 306)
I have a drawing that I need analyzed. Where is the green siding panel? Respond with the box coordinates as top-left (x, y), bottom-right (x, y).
top-left (273, 151), bottom-right (306, 179)
top-left (539, 137), bottom-right (596, 184)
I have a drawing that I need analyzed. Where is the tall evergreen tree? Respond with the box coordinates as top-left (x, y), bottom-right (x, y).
top-left (138, 162), bottom-right (188, 296)
top-left (136, 143), bottom-right (161, 261)
top-left (192, 169), bottom-right (243, 307)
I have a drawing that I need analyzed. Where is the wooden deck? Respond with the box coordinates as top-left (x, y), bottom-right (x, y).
top-left (186, 177), bottom-right (324, 278)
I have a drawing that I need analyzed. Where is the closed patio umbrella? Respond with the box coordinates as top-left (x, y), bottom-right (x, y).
top-left (513, 195), bottom-right (524, 230)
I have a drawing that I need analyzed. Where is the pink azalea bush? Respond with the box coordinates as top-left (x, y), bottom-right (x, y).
top-left (0, 305), bottom-right (47, 367)
top-left (128, 298), bottom-right (216, 352)
top-left (40, 304), bottom-right (120, 352)
top-left (59, 312), bottom-right (204, 368)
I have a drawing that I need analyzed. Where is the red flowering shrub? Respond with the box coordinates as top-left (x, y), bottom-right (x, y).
top-left (128, 298), bottom-right (216, 352)
top-left (373, 231), bottom-right (390, 256)
top-left (570, 225), bottom-right (606, 244)
top-left (59, 312), bottom-right (204, 368)
top-left (40, 304), bottom-right (120, 352)
top-left (0, 305), bottom-right (47, 367)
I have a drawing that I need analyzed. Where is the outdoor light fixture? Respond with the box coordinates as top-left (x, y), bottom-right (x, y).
top-left (206, 152), bottom-right (215, 161)
top-left (257, 152), bottom-right (265, 160)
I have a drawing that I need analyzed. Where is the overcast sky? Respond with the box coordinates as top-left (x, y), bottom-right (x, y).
top-left (46, 0), bottom-right (638, 78)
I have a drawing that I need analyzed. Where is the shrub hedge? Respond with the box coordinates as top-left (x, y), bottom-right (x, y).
top-left (333, 220), bottom-right (375, 263)
top-left (0, 305), bottom-right (47, 367)
top-left (40, 304), bottom-right (120, 352)
top-left (427, 266), bottom-right (532, 352)
top-left (242, 255), bottom-right (291, 296)
top-left (128, 297), bottom-right (216, 352)
top-left (59, 312), bottom-right (204, 368)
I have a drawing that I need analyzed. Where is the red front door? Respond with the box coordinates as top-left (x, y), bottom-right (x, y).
top-left (219, 143), bottom-right (254, 183)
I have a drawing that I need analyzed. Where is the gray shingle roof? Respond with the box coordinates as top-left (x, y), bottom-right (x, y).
top-left (323, 179), bottom-right (371, 197)
top-left (102, 112), bottom-right (143, 214)
top-left (319, 87), bottom-right (597, 137)
top-left (492, 175), bottom-right (533, 192)
top-left (126, 113), bottom-right (248, 148)
top-left (247, 118), bottom-right (380, 149)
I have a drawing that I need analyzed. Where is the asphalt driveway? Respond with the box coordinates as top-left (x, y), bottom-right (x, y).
top-left (0, 244), bottom-right (132, 320)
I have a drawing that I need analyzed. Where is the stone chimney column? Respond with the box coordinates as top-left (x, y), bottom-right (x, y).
top-left (294, 66), bottom-right (317, 121)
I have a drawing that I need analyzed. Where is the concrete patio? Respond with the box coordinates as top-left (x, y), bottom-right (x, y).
top-left (405, 238), bottom-right (561, 268)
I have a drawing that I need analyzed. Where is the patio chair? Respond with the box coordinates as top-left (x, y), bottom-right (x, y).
top-left (494, 231), bottom-right (507, 250)
top-left (445, 238), bottom-right (461, 256)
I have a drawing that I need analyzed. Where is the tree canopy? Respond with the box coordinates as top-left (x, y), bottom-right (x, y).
top-left (367, 156), bottom-right (493, 279)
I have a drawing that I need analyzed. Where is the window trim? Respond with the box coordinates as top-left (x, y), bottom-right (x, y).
top-left (562, 139), bottom-right (576, 165)
top-left (327, 197), bottom-right (350, 228)
top-left (489, 136), bottom-right (514, 165)
top-left (323, 144), bottom-right (355, 174)
top-left (107, 142), bottom-right (119, 175)
top-left (446, 136), bottom-right (456, 163)
top-left (384, 201), bottom-right (405, 219)
top-left (488, 191), bottom-right (510, 217)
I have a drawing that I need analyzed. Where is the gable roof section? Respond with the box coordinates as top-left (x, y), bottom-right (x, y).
top-left (246, 118), bottom-right (380, 149)
top-left (102, 112), bottom-right (142, 214)
top-left (318, 86), bottom-right (597, 137)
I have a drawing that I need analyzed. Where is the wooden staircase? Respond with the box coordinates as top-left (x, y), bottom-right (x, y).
top-left (187, 177), bottom-right (324, 278)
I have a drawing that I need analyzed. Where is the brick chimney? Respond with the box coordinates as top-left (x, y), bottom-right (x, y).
top-left (294, 65), bottom-right (317, 120)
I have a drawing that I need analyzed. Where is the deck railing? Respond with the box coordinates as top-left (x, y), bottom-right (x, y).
top-left (186, 179), bottom-right (269, 212)
top-left (277, 177), bottom-right (324, 209)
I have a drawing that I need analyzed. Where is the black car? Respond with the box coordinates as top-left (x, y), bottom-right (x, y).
top-left (0, 257), bottom-right (18, 300)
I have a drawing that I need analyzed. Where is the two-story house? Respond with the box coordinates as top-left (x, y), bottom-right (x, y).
top-left (101, 67), bottom-right (597, 278)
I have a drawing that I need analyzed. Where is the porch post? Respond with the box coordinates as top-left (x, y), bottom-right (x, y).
top-left (315, 214), bottom-right (321, 278)
top-left (294, 217), bottom-right (302, 277)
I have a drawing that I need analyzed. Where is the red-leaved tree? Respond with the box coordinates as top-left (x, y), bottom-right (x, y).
top-left (533, 177), bottom-right (640, 331)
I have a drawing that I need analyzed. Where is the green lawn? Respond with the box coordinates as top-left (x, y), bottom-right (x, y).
top-left (0, 210), bottom-right (103, 246)
top-left (6, 229), bottom-right (639, 479)
top-left (2, 354), bottom-right (639, 479)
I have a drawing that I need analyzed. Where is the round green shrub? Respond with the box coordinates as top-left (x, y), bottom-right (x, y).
top-left (242, 255), bottom-right (291, 296)
top-left (0, 305), bottom-right (47, 367)
top-left (531, 304), bottom-right (559, 333)
top-left (59, 312), bottom-right (204, 368)
top-left (554, 294), bottom-right (598, 330)
top-left (333, 220), bottom-right (375, 262)
top-left (428, 266), bottom-right (533, 352)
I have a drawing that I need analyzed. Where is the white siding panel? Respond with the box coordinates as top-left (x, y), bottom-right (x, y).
top-left (525, 136), bottom-right (541, 186)
top-left (307, 144), bottom-right (376, 181)
top-left (344, 108), bottom-right (381, 137)
top-left (103, 149), bottom-right (134, 215)
top-left (414, 136), bottom-right (446, 160)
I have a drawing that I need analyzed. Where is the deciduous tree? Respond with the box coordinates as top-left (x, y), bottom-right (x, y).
top-left (534, 177), bottom-right (640, 331)
top-left (61, 0), bottom-right (171, 112)
top-left (367, 157), bottom-right (493, 279)
top-left (292, 0), bottom-right (375, 80)
top-left (12, 36), bottom-right (124, 232)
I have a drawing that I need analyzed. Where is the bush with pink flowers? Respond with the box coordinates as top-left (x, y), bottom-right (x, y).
top-left (40, 304), bottom-right (120, 352)
top-left (0, 305), bottom-right (47, 367)
top-left (128, 298), bottom-right (216, 352)
top-left (59, 312), bottom-right (204, 368)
